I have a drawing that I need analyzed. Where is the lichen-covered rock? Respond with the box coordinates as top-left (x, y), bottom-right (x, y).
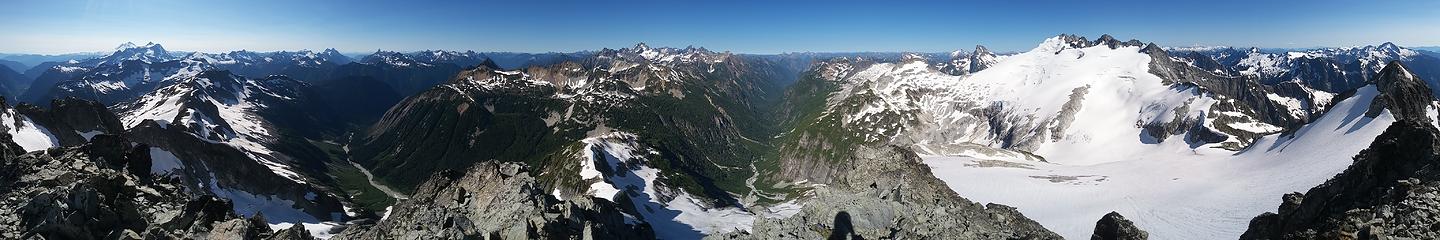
top-left (333, 161), bottom-right (652, 239)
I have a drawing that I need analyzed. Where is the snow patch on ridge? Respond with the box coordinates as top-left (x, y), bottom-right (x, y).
top-left (2, 108), bottom-right (60, 152)
top-left (149, 147), bottom-right (184, 175)
top-left (578, 131), bottom-right (756, 238)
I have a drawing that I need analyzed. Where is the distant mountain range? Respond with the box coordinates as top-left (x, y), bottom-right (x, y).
top-left (4, 36), bottom-right (1440, 239)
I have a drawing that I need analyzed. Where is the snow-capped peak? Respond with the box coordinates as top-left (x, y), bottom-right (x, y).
top-left (1032, 34), bottom-right (1090, 53)
top-left (1378, 42), bottom-right (1400, 52)
top-left (604, 43), bottom-right (729, 64)
top-left (948, 49), bottom-right (967, 58)
top-left (115, 42), bottom-right (138, 51)
top-left (900, 53), bottom-right (929, 63)
top-left (937, 44), bottom-right (1002, 75)
top-left (360, 51), bottom-right (429, 67)
top-left (973, 45), bottom-right (993, 56)
top-left (97, 42), bottom-right (174, 65)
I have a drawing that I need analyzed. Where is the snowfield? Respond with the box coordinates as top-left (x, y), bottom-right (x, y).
top-left (828, 37), bottom-right (1274, 166)
top-left (809, 36), bottom-right (1407, 239)
top-left (924, 85), bottom-right (1394, 239)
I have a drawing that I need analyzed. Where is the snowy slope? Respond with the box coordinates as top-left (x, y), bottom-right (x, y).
top-left (1, 107), bottom-right (59, 152)
top-left (156, 146), bottom-right (345, 239)
top-left (577, 131), bottom-right (755, 238)
top-left (116, 71), bottom-right (307, 183)
top-left (924, 85), bottom-right (1394, 239)
top-left (806, 35), bottom-right (1400, 239)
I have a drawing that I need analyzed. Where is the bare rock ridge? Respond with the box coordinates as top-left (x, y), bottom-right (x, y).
top-left (1370, 60), bottom-right (1436, 122)
top-left (333, 161), bottom-right (652, 239)
top-left (0, 133), bottom-right (311, 240)
top-left (13, 97), bottom-right (125, 146)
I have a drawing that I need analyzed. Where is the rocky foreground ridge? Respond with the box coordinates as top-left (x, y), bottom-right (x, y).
top-left (0, 133), bottom-right (314, 240)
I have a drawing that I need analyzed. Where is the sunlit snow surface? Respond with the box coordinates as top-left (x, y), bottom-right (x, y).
top-left (829, 38), bottom-right (1274, 165)
top-left (1, 108), bottom-right (59, 152)
top-left (579, 131), bottom-right (755, 239)
top-left (148, 147), bottom-right (184, 175)
top-left (925, 86), bottom-right (1393, 239)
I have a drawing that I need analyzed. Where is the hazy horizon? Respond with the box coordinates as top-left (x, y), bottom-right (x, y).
top-left (4, 39), bottom-right (1439, 57)
top-left (3, 0), bottom-right (1438, 54)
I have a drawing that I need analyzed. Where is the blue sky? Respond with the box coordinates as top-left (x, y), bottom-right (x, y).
top-left (2, 0), bottom-right (1437, 54)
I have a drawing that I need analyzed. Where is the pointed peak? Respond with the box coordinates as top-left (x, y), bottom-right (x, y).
top-left (477, 58), bottom-right (500, 70)
top-left (974, 45), bottom-right (992, 55)
top-left (1097, 34), bottom-right (1116, 42)
top-left (147, 43), bottom-right (166, 52)
top-left (1372, 61), bottom-right (1433, 123)
top-left (1378, 60), bottom-right (1416, 81)
top-left (1141, 43), bottom-right (1166, 54)
top-left (1377, 42), bottom-right (1402, 52)
top-left (948, 49), bottom-right (967, 58)
top-left (633, 42), bottom-right (651, 51)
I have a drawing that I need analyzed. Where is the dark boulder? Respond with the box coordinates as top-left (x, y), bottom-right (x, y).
top-left (1091, 212), bottom-right (1148, 240)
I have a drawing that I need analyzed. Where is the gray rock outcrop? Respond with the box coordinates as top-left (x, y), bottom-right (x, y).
top-left (333, 161), bottom-right (652, 239)
top-left (716, 145), bottom-right (1060, 239)
top-left (0, 133), bottom-right (303, 239)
